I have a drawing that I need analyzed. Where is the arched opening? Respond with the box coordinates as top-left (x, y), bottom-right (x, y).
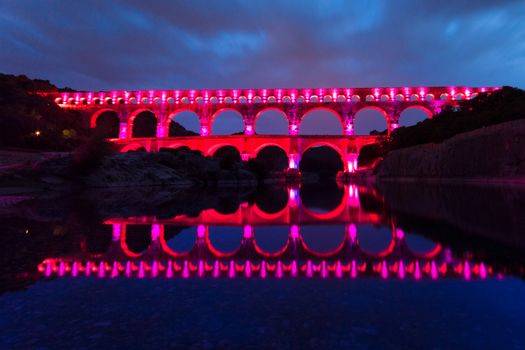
top-left (163, 226), bottom-right (197, 254)
top-left (93, 110), bottom-right (119, 138)
top-left (299, 145), bottom-right (344, 179)
top-left (131, 110), bottom-right (157, 138)
top-left (354, 107), bottom-right (388, 135)
top-left (207, 226), bottom-right (243, 256)
top-left (121, 144), bottom-right (147, 153)
top-left (253, 226), bottom-right (290, 255)
top-left (211, 109), bottom-right (244, 135)
top-left (160, 145), bottom-right (192, 154)
top-left (357, 224), bottom-right (394, 256)
top-left (254, 109), bottom-right (289, 135)
top-left (300, 183), bottom-right (344, 214)
top-left (399, 106), bottom-right (432, 127)
top-left (253, 145), bottom-right (288, 173)
top-left (124, 225), bottom-right (152, 255)
top-left (168, 110), bottom-right (200, 136)
top-left (301, 224), bottom-right (346, 254)
top-left (299, 108), bottom-right (343, 135)
top-left (212, 145), bottom-right (241, 163)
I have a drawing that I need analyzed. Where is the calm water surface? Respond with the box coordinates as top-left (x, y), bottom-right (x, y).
top-left (0, 182), bottom-right (524, 349)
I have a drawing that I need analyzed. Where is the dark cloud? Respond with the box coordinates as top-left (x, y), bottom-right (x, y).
top-left (0, 0), bottom-right (523, 90)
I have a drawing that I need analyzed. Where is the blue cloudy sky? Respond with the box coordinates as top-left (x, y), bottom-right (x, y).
top-left (1, 0), bottom-right (524, 134)
top-left (1, 0), bottom-right (524, 91)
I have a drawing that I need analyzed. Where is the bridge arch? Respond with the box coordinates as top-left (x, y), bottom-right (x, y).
top-left (207, 143), bottom-right (242, 158)
top-left (300, 142), bottom-right (345, 165)
top-left (399, 105), bottom-right (434, 127)
top-left (254, 108), bottom-right (289, 135)
top-left (299, 107), bottom-right (344, 135)
top-left (210, 108), bottom-right (245, 135)
top-left (253, 143), bottom-right (288, 157)
top-left (90, 108), bottom-right (118, 128)
top-left (128, 109), bottom-right (158, 138)
top-left (354, 106), bottom-right (389, 135)
top-left (91, 109), bottom-right (120, 138)
top-left (121, 143), bottom-right (148, 152)
top-left (165, 109), bottom-right (201, 135)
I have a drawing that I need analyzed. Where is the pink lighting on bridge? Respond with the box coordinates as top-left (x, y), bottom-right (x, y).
top-left (244, 124), bottom-right (254, 135)
top-left (39, 257), bottom-right (498, 280)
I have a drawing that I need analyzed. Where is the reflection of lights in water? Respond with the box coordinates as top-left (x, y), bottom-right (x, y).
top-left (39, 258), bottom-right (498, 280)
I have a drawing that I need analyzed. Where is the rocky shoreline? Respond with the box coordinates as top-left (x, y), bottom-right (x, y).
top-left (0, 149), bottom-right (258, 193)
top-left (376, 119), bottom-right (525, 181)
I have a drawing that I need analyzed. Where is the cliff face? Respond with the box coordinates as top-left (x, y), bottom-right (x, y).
top-left (377, 119), bottom-right (525, 179)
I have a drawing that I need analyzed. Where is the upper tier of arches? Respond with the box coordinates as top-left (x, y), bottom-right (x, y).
top-left (53, 86), bottom-right (497, 106)
top-left (91, 103), bottom-right (439, 138)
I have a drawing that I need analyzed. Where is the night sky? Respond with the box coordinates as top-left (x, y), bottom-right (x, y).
top-left (1, 0), bottom-right (524, 133)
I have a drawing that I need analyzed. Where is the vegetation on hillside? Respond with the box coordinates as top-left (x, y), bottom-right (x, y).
top-left (360, 86), bottom-right (525, 166)
top-left (390, 86), bottom-right (525, 150)
top-left (0, 74), bottom-right (89, 150)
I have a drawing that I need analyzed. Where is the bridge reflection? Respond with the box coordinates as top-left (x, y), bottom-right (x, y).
top-left (39, 184), bottom-right (498, 280)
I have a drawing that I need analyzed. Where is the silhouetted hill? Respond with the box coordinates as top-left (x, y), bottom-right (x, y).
top-left (0, 73), bottom-right (89, 150)
top-left (375, 87), bottom-right (525, 179)
top-left (361, 86), bottom-right (525, 170)
top-left (390, 86), bottom-right (525, 150)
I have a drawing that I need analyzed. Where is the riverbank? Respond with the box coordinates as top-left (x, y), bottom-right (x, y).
top-left (376, 118), bottom-right (525, 181)
top-left (0, 148), bottom-right (257, 193)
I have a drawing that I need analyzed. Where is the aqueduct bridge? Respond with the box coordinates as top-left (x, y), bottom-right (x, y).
top-left (46, 86), bottom-right (497, 173)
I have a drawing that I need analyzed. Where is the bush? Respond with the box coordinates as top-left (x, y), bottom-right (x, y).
top-left (72, 133), bottom-right (112, 174)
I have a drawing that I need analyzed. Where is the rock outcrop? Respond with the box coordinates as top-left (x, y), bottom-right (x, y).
top-left (377, 119), bottom-right (525, 179)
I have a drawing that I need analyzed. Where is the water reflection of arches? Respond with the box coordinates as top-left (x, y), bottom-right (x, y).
top-left (299, 183), bottom-right (345, 220)
top-left (403, 231), bottom-right (442, 258)
top-left (109, 222), bottom-right (446, 260)
top-left (300, 224), bottom-right (347, 257)
top-left (206, 226), bottom-right (243, 257)
top-left (120, 224), bottom-right (148, 258)
top-left (160, 226), bottom-right (197, 257)
top-left (253, 226), bottom-right (290, 257)
top-left (357, 224), bottom-right (395, 258)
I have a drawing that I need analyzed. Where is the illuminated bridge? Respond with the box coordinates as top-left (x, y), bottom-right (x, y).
top-left (45, 86), bottom-right (498, 173)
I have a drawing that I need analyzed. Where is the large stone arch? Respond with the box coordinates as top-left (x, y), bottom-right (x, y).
top-left (90, 108), bottom-right (118, 128)
top-left (253, 107), bottom-right (289, 135)
top-left (128, 108), bottom-right (158, 138)
top-left (209, 108), bottom-right (245, 135)
top-left (165, 108), bottom-right (201, 133)
top-left (300, 142), bottom-right (346, 164)
top-left (253, 142), bottom-right (288, 157)
top-left (353, 106), bottom-right (389, 135)
top-left (207, 143), bottom-right (242, 157)
top-left (399, 105), bottom-right (434, 127)
top-left (299, 107), bottom-right (344, 135)
top-left (120, 143), bottom-right (148, 152)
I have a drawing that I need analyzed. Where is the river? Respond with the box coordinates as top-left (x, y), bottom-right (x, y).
top-left (0, 182), bottom-right (524, 349)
